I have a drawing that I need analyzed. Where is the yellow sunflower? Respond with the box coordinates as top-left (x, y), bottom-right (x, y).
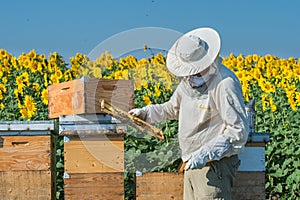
top-left (50, 74), bottom-right (59, 84)
top-left (20, 108), bottom-right (29, 119)
top-left (236, 54), bottom-right (244, 63)
top-left (23, 58), bottom-right (32, 69)
top-left (92, 67), bottom-right (102, 78)
top-left (253, 68), bottom-right (261, 80)
top-left (22, 71), bottom-right (30, 86)
top-left (32, 83), bottom-right (40, 92)
top-left (55, 69), bottom-right (63, 79)
top-left (252, 54), bottom-right (259, 62)
top-left (263, 81), bottom-right (276, 93)
top-left (0, 103), bottom-right (4, 110)
top-left (0, 83), bottom-right (7, 93)
top-left (154, 83), bottom-right (161, 97)
top-left (41, 89), bottom-right (48, 105)
top-left (143, 95), bottom-right (152, 105)
top-left (295, 92), bottom-right (300, 106)
top-left (268, 97), bottom-right (277, 112)
top-left (2, 77), bottom-right (7, 84)
top-left (25, 96), bottom-right (37, 116)
top-left (261, 94), bottom-right (269, 110)
top-left (264, 54), bottom-right (273, 63)
top-left (0, 49), bottom-right (7, 59)
top-left (245, 55), bottom-right (253, 64)
top-left (114, 71), bottom-right (123, 80)
top-left (235, 71), bottom-right (244, 81)
top-left (27, 49), bottom-right (37, 59)
top-left (38, 54), bottom-right (46, 60)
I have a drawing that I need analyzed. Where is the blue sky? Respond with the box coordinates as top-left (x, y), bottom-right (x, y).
top-left (1, 0), bottom-right (300, 61)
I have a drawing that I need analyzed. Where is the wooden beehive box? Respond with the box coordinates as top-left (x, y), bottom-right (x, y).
top-left (136, 133), bottom-right (269, 200)
top-left (60, 114), bottom-right (126, 200)
top-left (136, 172), bottom-right (184, 199)
top-left (48, 76), bottom-right (134, 118)
top-left (64, 172), bottom-right (124, 200)
top-left (136, 172), bottom-right (265, 200)
top-left (0, 121), bottom-right (56, 200)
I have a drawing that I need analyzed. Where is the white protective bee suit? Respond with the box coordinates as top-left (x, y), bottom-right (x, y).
top-left (137, 58), bottom-right (248, 164)
top-left (129, 27), bottom-right (249, 199)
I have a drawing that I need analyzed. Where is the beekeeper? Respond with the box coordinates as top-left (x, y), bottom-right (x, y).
top-left (129, 27), bottom-right (249, 200)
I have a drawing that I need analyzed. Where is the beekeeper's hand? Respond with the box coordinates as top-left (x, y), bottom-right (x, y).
top-left (128, 108), bottom-right (147, 121)
top-left (185, 147), bottom-right (208, 170)
top-left (185, 134), bottom-right (231, 170)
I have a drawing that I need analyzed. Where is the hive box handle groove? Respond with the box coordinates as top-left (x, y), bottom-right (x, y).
top-left (60, 87), bottom-right (70, 91)
top-left (101, 84), bottom-right (117, 90)
top-left (12, 141), bottom-right (29, 146)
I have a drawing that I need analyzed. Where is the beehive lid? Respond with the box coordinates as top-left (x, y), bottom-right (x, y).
top-left (59, 114), bottom-right (127, 136)
top-left (0, 120), bottom-right (56, 136)
top-left (247, 132), bottom-right (270, 143)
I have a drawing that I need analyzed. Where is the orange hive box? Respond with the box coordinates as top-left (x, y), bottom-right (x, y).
top-left (48, 76), bottom-right (134, 118)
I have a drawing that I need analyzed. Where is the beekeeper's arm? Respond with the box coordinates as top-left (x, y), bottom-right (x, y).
top-left (216, 78), bottom-right (249, 150)
top-left (185, 78), bottom-right (249, 170)
top-left (129, 87), bottom-right (181, 123)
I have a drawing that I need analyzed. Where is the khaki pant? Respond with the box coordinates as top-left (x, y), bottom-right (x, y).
top-left (184, 155), bottom-right (240, 200)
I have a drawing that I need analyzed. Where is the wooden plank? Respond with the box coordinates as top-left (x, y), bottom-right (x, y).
top-left (64, 136), bottom-right (124, 173)
top-left (61, 130), bottom-right (126, 136)
top-left (0, 170), bottom-right (52, 200)
top-left (48, 77), bottom-right (134, 118)
top-left (64, 172), bottom-right (124, 200)
top-left (136, 172), bottom-right (183, 200)
top-left (0, 135), bottom-right (51, 171)
top-left (232, 172), bottom-right (265, 200)
top-left (135, 172), bottom-right (265, 200)
top-left (245, 142), bottom-right (266, 147)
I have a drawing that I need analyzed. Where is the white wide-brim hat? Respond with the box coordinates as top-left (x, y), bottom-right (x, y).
top-left (166, 27), bottom-right (221, 77)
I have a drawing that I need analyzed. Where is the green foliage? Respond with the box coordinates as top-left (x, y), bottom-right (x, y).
top-left (124, 81), bottom-right (180, 199)
top-left (252, 87), bottom-right (300, 199)
top-left (55, 136), bottom-right (64, 200)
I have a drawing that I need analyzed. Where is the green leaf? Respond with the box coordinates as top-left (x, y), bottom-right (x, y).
top-left (275, 183), bottom-right (283, 193)
top-left (56, 162), bottom-right (64, 169)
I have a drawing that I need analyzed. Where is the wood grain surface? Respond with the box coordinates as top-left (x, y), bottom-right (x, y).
top-left (0, 135), bottom-right (51, 171)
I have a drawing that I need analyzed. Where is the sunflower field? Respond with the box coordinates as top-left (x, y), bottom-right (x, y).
top-left (0, 48), bottom-right (299, 199)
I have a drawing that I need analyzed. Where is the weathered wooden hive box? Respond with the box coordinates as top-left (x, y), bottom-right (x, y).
top-left (60, 114), bottom-right (126, 200)
top-left (48, 76), bottom-right (134, 118)
top-left (0, 121), bottom-right (56, 200)
top-left (135, 132), bottom-right (270, 200)
top-left (49, 77), bottom-right (134, 199)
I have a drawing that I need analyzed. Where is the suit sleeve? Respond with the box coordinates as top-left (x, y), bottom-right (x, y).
top-left (142, 86), bottom-right (181, 124)
top-left (214, 77), bottom-right (249, 149)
